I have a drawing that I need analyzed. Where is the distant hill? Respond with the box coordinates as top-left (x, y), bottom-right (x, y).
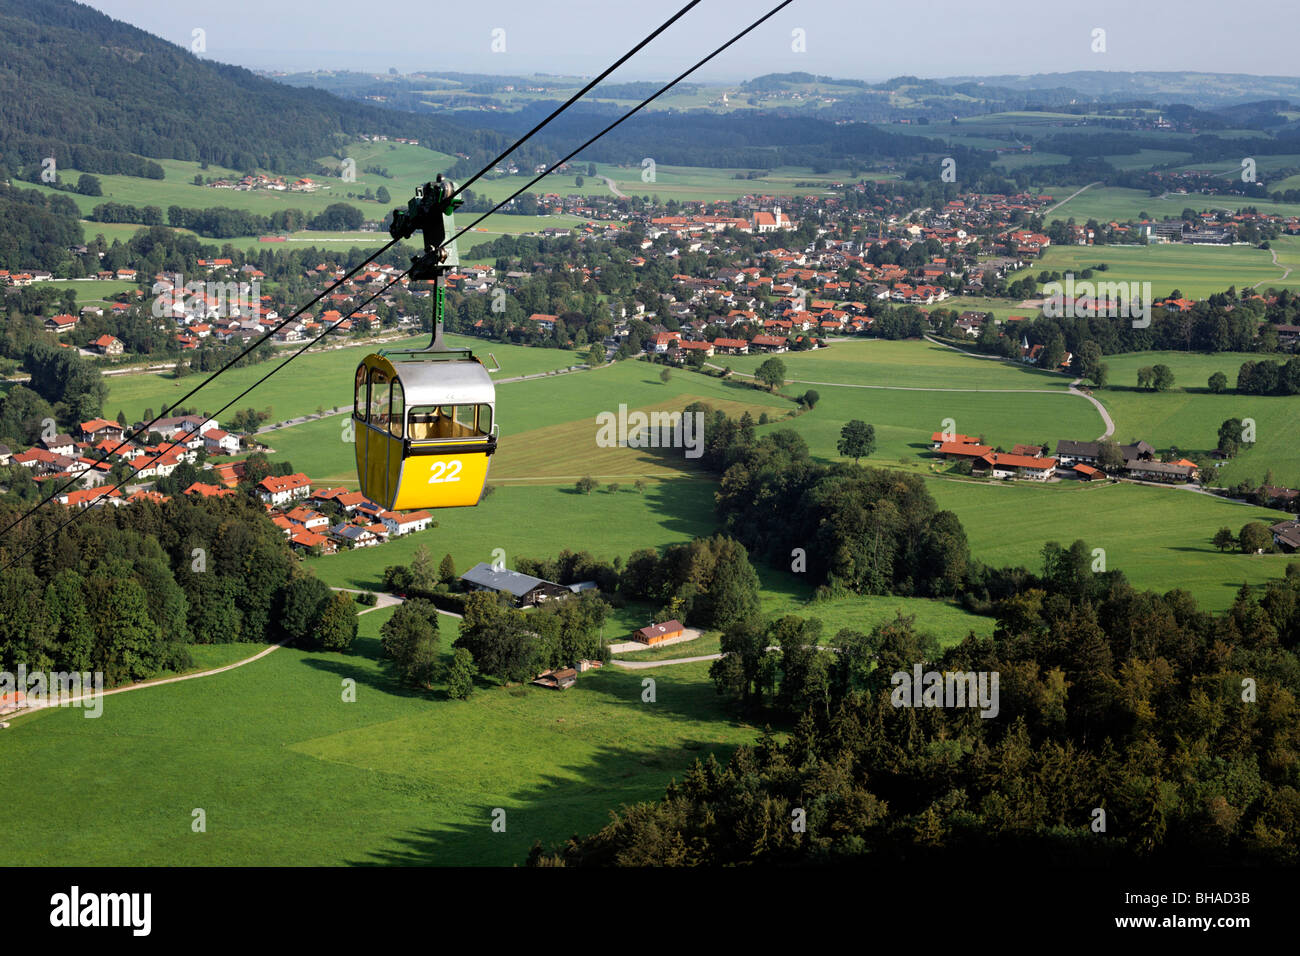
top-left (0, 0), bottom-right (499, 176)
top-left (935, 71), bottom-right (1300, 109)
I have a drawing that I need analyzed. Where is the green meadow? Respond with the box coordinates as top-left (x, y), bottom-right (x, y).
top-left (928, 478), bottom-right (1292, 612)
top-left (104, 333), bottom-right (583, 423)
top-left (769, 385), bottom-right (1103, 465)
top-left (723, 339), bottom-right (1073, 392)
top-left (1098, 350), bottom-right (1300, 487)
top-left (1034, 184), bottom-right (1300, 225)
top-left (0, 606), bottom-right (760, 866)
top-left (1010, 240), bottom-right (1298, 300)
top-left (305, 478), bottom-right (719, 591)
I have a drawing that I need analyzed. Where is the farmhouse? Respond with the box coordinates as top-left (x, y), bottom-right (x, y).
top-left (936, 440), bottom-right (995, 461)
top-left (1055, 439), bottom-right (1155, 467)
top-left (90, 335), bottom-right (124, 356)
top-left (634, 619), bottom-right (685, 644)
top-left (1125, 459), bottom-right (1196, 483)
top-left (329, 523), bottom-right (378, 548)
top-left (79, 418), bottom-right (122, 442)
top-left (201, 428), bottom-right (240, 455)
top-left (44, 314), bottom-right (78, 333)
top-left (973, 452), bottom-right (1057, 481)
top-left (1271, 520), bottom-right (1300, 553)
top-left (379, 510), bottom-right (433, 536)
top-left (931, 432), bottom-right (982, 449)
top-left (460, 562), bottom-right (572, 608)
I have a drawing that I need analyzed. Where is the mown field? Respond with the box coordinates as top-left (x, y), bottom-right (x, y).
top-left (258, 356), bottom-right (792, 485)
top-left (104, 333), bottom-right (584, 423)
top-left (723, 339), bottom-right (1074, 392)
top-left (1009, 239), bottom-right (1299, 299)
top-left (1097, 350), bottom-right (1300, 487)
top-left (306, 478), bottom-right (718, 591)
top-left (928, 478), bottom-right (1292, 612)
top-left (470, 162), bottom-right (853, 206)
top-left (0, 607), bottom-right (760, 866)
top-left (1033, 184), bottom-right (1300, 226)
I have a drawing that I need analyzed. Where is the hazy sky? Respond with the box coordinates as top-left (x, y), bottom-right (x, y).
top-left (84, 0), bottom-right (1297, 80)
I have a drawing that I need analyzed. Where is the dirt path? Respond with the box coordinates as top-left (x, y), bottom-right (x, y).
top-left (923, 335), bottom-right (1114, 440)
top-left (1251, 246), bottom-right (1293, 290)
top-left (611, 653), bottom-right (723, 669)
top-left (0, 590), bottom-right (458, 725)
top-left (599, 175), bottom-right (628, 199)
top-left (2, 641), bottom-right (287, 722)
top-left (1042, 181), bottom-right (1103, 218)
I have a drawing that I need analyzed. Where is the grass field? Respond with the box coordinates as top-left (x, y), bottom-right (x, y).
top-left (256, 357), bottom-right (793, 485)
top-left (28, 278), bottom-right (138, 306)
top-left (104, 333), bottom-right (584, 423)
top-left (0, 606), bottom-right (761, 865)
top-left (305, 478), bottom-right (718, 591)
top-left (1034, 184), bottom-right (1300, 226)
top-left (1009, 240), bottom-right (1299, 300)
top-left (928, 478), bottom-right (1293, 612)
top-left (1097, 350), bottom-right (1300, 487)
top-left (472, 162), bottom-right (853, 206)
top-left (723, 339), bottom-right (1074, 392)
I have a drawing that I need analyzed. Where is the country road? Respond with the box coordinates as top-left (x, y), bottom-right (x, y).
top-left (0, 589), bottom-right (453, 725)
top-left (1251, 245), bottom-right (1294, 290)
top-left (1042, 181), bottom-right (1103, 217)
top-left (611, 653), bottom-right (723, 669)
top-left (922, 334), bottom-right (1115, 440)
top-left (1, 641), bottom-right (287, 723)
top-left (599, 175), bottom-right (628, 199)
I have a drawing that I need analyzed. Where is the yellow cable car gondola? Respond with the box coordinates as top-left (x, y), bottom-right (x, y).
top-left (353, 176), bottom-right (499, 510)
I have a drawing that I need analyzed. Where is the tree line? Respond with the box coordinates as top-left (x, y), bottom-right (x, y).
top-left (0, 494), bottom-right (356, 685)
top-left (529, 543), bottom-right (1300, 866)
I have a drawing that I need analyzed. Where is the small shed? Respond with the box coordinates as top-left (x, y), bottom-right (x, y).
top-left (634, 619), bottom-right (684, 645)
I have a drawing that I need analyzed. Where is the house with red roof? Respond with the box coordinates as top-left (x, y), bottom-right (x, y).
top-left (90, 334), bottom-right (124, 356)
top-left (44, 314), bottom-right (79, 333)
top-left (201, 428), bottom-right (240, 455)
top-left (256, 473), bottom-right (311, 506)
top-left (974, 452), bottom-right (1058, 481)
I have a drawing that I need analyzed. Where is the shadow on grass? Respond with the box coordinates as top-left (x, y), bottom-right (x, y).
top-left (298, 635), bottom-right (430, 701)
top-left (346, 737), bottom-right (748, 867)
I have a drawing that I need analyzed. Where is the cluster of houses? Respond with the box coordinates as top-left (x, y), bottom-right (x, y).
top-left (455, 561), bottom-right (689, 690)
top-left (5, 414), bottom-right (231, 498)
top-left (0, 411), bottom-right (433, 553)
top-left (931, 431), bottom-right (1201, 483)
top-left (179, 470), bottom-right (433, 554)
top-left (205, 174), bottom-right (319, 192)
top-left (3, 268), bottom-right (138, 288)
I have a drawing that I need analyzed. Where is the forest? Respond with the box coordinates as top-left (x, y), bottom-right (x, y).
top-left (530, 546), bottom-right (1300, 866)
top-left (0, 493), bottom-right (356, 684)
